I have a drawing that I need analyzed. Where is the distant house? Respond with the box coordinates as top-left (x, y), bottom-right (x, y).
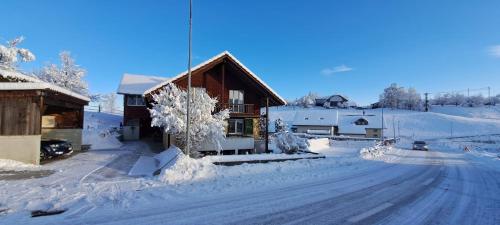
top-left (291, 111), bottom-right (338, 135)
top-left (0, 68), bottom-right (89, 164)
top-left (316, 95), bottom-right (349, 108)
top-left (338, 115), bottom-right (384, 138)
top-left (291, 110), bottom-right (385, 138)
top-left (117, 51), bottom-right (286, 154)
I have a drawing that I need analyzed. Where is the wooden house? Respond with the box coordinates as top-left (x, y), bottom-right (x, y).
top-left (0, 68), bottom-right (89, 164)
top-left (117, 51), bottom-right (286, 154)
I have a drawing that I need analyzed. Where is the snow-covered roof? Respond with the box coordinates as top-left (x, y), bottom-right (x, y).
top-left (0, 68), bottom-right (90, 102)
top-left (338, 115), bottom-right (385, 134)
top-left (0, 67), bottom-right (40, 82)
top-left (293, 110), bottom-right (338, 126)
top-left (328, 95), bottom-right (348, 102)
top-left (117, 73), bottom-right (169, 95)
top-left (143, 51), bottom-right (286, 104)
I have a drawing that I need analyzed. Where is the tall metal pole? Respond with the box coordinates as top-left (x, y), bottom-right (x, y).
top-left (185, 0), bottom-right (192, 156)
top-left (488, 86), bottom-right (491, 106)
top-left (381, 107), bottom-right (384, 143)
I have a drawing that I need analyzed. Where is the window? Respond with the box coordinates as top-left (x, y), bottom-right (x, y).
top-left (127, 95), bottom-right (145, 106)
top-left (228, 119), bottom-right (244, 135)
top-left (229, 90), bottom-right (244, 105)
top-left (354, 118), bottom-right (369, 125)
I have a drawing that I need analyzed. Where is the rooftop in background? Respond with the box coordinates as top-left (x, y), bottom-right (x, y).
top-left (117, 73), bottom-right (169, 95)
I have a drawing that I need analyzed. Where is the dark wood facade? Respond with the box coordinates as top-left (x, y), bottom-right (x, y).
top-left (0, 89), bottom-right (87, 136)
top-left (0, 90), bottom-right (42, 135)
top-left (123, 53), bottom-right (286, 139)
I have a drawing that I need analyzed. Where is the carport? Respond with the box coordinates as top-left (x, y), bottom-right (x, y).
top-left (0, 68), bottom-right (89, 164)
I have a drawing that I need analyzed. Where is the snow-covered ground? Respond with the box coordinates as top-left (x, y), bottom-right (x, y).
top-left (270, 105), bottom-right (500, 139)
top-left (83, 111), bottom-right (123, 150)
top-left (0, 106), bottom-right (499, 224)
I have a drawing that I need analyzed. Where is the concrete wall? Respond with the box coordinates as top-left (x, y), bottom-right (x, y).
top-left (41, 128), bottom-right (83, 151)
top-left (0, 135), bottom-right (41, 164)
top-left (293, 125), bottom-right (334, 135)
top-left (201, 136), bottom-right (255, 152)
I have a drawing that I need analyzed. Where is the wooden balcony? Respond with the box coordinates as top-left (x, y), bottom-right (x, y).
top-left (217, 103), bottom-right (256, 116)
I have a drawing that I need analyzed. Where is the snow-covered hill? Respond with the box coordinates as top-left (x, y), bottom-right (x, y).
top-left (269, 106), bottom-right (500, 140)
top-left (430, 105), bottom-right (500, 120)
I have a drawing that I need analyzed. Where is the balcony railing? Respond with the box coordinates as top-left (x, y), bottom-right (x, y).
top-left (218, 103), bottom-right (254, 115)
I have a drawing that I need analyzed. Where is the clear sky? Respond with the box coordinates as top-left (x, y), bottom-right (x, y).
top-left (2, 0), bottom-right (500, 105)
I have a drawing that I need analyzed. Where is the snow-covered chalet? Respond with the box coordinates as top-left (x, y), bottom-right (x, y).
top-left (117, 51), bottom-right (286, 154)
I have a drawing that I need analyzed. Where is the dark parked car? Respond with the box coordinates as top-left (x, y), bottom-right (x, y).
top-left (40, 140), bottom-right (73, 160)
top-left (412, 141), bottom-right (429, 151)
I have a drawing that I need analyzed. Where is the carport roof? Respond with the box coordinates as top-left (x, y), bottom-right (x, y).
top-left (0, 68), bottom-right (90, 102)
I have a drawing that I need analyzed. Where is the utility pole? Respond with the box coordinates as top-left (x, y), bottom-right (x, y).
top-left (450, 122), bottom-right (453, 138)
top-left (392, 116), bottom-right (396, 142)
top-left (424, 93), bottom-right (429, 112)
top-left (488, 86), bottom-right (491, 106)
top-left (397, 120), bottom-right (400, 139)
top-left (185, 0), bottom-right (193, 157)
top-left (381, 107), bottom-right (385, 143)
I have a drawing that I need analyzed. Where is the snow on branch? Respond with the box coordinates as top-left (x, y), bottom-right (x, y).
top-left (36, 51), bottom-right (88, 95)
top-left (0, 36), bottom-right (35, 70)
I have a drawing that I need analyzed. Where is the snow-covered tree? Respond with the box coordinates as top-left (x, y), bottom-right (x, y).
top-left (492, 94), bottom-right (500, 105)
top-left (101, 93), bottom-right (118, 113)
top-left (0, 36), bottom-right (35, 70)
top-left (275, 118), bottom-right (287, 133)
top-left (406, 87), bottom-right (422, 110)
top-left (296, 92), bottom-right (319, 108)
top-left (379, 84), bottom-right (422, 110)
top-left (465, 94), bottom-right (485, 107)
top-left (37, 51), bottom-right (88, 95)
top-left (149, 83), bottom-right (230, 156)
top-left (379, 83), bottom-right (406, 109)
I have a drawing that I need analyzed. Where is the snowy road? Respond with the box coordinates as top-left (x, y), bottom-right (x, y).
top-left (53, 149), bottom-right (500, 225)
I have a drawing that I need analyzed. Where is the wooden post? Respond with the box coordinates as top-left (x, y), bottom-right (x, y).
top-left (221, 61), bottom-right (225, 102)
top-left (265, 97), bottom-right (269, 153)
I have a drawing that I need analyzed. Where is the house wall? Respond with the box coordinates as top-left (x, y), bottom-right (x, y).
top-left (0, 135), bottom-right (41, 164)
top-left (41, 128), bottom-right (83, 151)
top-left (175, 61), bottom-right (264, 116)
top-left (123, 95), bottom-right (155, 138)
top-left (366, 128), bottom-right (382, 138)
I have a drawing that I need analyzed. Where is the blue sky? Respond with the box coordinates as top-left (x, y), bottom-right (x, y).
top-left (2, 0), bottom-right (500, 105)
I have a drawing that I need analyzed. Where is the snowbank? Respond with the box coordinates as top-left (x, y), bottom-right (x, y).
top-left (360, 144), bottom-right (393, 160)
top-left (308, 138), bottom-right (331, 152)
top-left (159, 154), bottom-right (217, 184)
top-left (83, 111), bottom-right (123, 150)
top-left (0, 159), bottom-right (40, 171)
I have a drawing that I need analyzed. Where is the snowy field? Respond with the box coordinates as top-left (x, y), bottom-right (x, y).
top-left (270, 105), bottom-right (500, 139)
top-left (0, 107), bottom-right (499, 224)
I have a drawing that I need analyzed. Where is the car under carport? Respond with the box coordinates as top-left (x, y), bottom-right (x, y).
top-left (0, 68), bottom-right (89, 164)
